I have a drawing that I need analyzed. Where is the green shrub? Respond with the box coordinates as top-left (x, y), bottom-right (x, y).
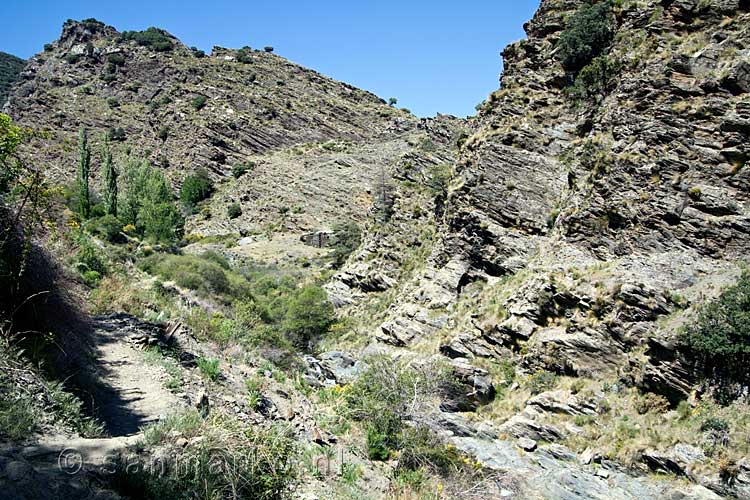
top-left (101, 72), bottom-right (116, 83)
top-left (527, 370), bottom-right (558, 395)
top-left (634, 392), bottom-right (670, 415)
top-left (149, 96), bottom-right (172, 112)
top-left (676, 400), bottom-right (691, 420)
top-left (366, 426), bottom-right (390, 460)
top-left (345, 356), bottom-right (451, 462)
top-left (568, 55), bottom-right (620, 100)
top-left (86, 214), bottom-right (123, 242)
top-left (0, 342), bottom-right (104, 440)
top-left (107, 53), bottom-right (126, 67)
top-left (264, 46), bottom-right (274, 53)
top-left (157, 126), bottom-right (169, 141)
top-left (65, 53), bottom-right (82, 64)
top-left (701, 417), bottom-right (730, 433)
top-left (121, 415), bottom-right (297, 500)
top-left (106, 97), bottom-right (120, 108)
top-left (180, 169), bottom-right (213, 209)
top-left (197, 357), bottom-right (220, 381)
top-left (557, 1), bottom-right (614, 71)
top-left (200, 250), bottom-right (230, 269)
top-left (232, 162), bottom-right (254, 179)
top-left (683, 272), bottom-right (750, 385)
top-left (396, 425), bottom-right (464, 474)
top-left (120, 27), bottom-right (174, 52)
top-left (75, 236), bottom-right (107, 276)
top-left (191, 95), bottom-right (207, 111)
top-left (0, 392), bottom-right (37, 440)
top-left (190, 47), bottom-right (205, 58)
top-left (81, 270), bottom-right (101, 286)
top-left (138, 253), bottom-right (231, 297)
top-left (425, 164), bottom-right (452, 196)
top-left (245, 376), bottom-right (264, 409)
top-left (107, 127), bottom-right (126, 141)
top-left (227, 202), bottom-right (242, 219)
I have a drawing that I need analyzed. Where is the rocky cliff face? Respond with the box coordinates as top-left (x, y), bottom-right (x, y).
top-left (328, 0), bottom-right (750, 495)
top-left (452, 0), bottom-right (749, 395)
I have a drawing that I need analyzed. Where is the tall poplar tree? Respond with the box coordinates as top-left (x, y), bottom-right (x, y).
top-left (101, 134), bottom-right (117, 216)
top-left (77, 128), bottom-right (91, 218)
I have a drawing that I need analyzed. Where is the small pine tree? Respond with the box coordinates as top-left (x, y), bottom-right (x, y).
top-left (101, 134), bottom-right (118, 216)
top-left (77, 128), bottom-right (91, 218)
top-left (388, 97), bottom-right (397, 106)
top-left (374, 167), bottom-right (395, 223)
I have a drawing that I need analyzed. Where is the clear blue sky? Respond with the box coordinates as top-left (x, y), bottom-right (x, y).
top-left (2, 0), bottom-right (540, 117)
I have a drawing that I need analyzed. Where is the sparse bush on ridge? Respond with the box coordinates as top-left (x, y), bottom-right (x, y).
top-left (236, 46), bottom-right (253, 63)
top-left (120, 27), bottom-right (174, 52)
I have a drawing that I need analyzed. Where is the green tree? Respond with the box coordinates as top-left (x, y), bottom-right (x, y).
top-left (282, 286), bottom-right (334, 347)
top-left (101, 134), bottom-right (118, 216)
top-left (684, 272), bottom-right (750, 386)
top-left (77, 128), bottom-right (91, 218)
top-left (121, 157), bottom-right (183, 243)
top-left (180, 169), bottom-right (213, 209)
top-left (557, 1), bottom-right (614, 72)
top-left (388, 97), bottom-right (397, 106)
top-left (0, 113), bottom-right (25, 192)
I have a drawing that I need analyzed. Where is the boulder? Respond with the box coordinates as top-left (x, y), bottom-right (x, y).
top-left (722, 60), bottom-right (750, 95)
top-left (440, 360), bottom-right (496, 412)
top-left (641, 444), bottom-right (705, 476)
top-left (499, 414), bottom-right (564, 442)
top-left (518, 437), bottom-right (537, 452)
top-left (527, 390), bottom-right (598, 416)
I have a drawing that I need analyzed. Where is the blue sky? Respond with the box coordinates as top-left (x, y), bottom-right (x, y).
top-left (2, 0), bottom-right (540, 117)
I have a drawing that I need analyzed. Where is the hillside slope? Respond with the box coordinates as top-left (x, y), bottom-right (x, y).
top-left (5, 19), bottom-right (425, 237)
top-left (0, 51), bottom-right (25, 107)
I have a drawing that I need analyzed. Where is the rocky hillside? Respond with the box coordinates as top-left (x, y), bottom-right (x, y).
top-left (4, 19), bottom-right (430, 237)
top-left (0, 51), bottom-right (25, 107)
top-left (3, 1), bottom-right (750, 499)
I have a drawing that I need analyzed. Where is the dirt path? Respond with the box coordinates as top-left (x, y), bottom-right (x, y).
top-left (88, 313), bottom-right (183, 437)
